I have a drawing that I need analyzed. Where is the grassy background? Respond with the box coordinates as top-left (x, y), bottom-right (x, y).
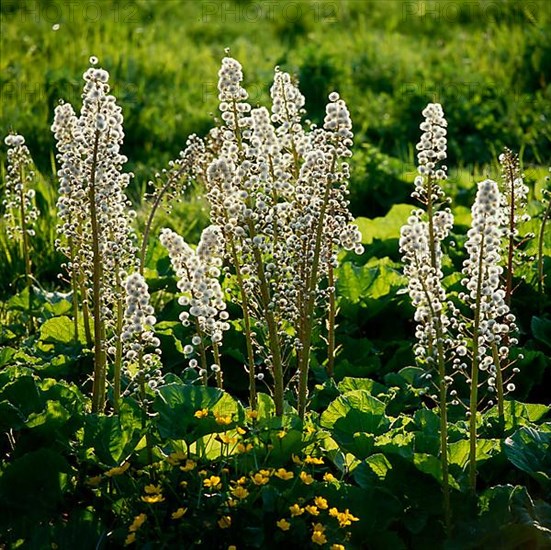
top-left (0, 0), bottom-right (550, 290)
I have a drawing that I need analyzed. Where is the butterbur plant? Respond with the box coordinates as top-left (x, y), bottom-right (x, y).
top-left (458, 179), bottom-right (518, 490)
top-left (3, 133), bottom-right (39, 329)
top-left (204, 56), bottom-right (362, 416)
top-left (400, 102), bottom-right (454, 530)
top-left (51, 56), bottom-right (138, 412)
top-left (160, 225), bottom-right (229, 388)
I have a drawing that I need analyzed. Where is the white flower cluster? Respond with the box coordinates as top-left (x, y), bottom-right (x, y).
top-left (204, 57), bottom-right (362, 380)
top-left (498, 148), bottom-right (530, 235)
top-left (413, 103), bottom-right (448, 205)
top-left (400, 211), bottom-right (454, 365)
top-left (51, 56), bottom-right (138, 351)
top-left (3, 133), bottom-right (39, 240)
top-left (160, 226), bottom-right (229, 378)
top-left (121, 272), bottom-right (163, 392)
top-left (458, 179), bottom-right (517, 385)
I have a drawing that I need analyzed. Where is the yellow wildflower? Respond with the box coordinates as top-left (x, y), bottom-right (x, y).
top-left (171, 507), bottom-right (187, 519)
top-left (167, 450), bottom-right (187, 465)
top-left (124, 533), bottom-right (136, 546)
top-left (305, 505), bottom-right (320, 516)
top-left (329, 507), bottom-right (340, 517)
top-left (105, 462), bottom-right (130, 477)
top-left (237, 442), bottom-right (253, 453)
top-left (246, 410), bottom-right (258, 420)
top-left (85, 475), bottom-right (102, 487)
top-left (194, 408), bottom-right (209, 418)
top-left (311, 523), bottom-right (327, 545)
top-left (218, 516), bottom-right (232, 529)
top-left (305, 425), bottom-right (316, 435)
top-left (299, 471), bottom-right (314, 485)
top-left (215, 413), bottom-right (232, 425)
top-left (198, 469), bottom-right (208, 476)
top-left (236, 426), bottom-right (246, 435)
top-left (274, 468), bottom-right (294, 480)
top-left (180, 480), bottom-right (188, 488)
top-left (231, 485), bottom-right (249, 500)
top-left (203, 475), bottom-right (222, 490)
top-left (336, 509), bottom-right (359, 528)
top-left (289, 503), bottom-right (305, 517)
top-left (291, 454), bottom-right (303, 465)
top-left (128, 513), bottom-right (147, 532)
top-left (144, 484), bottom-right (162, 494)
top-left (277, 430), bottom-right (286, 439)
top-left (180, 459), bottom-right (196, 472)
top-left (276, 518), bottom-right (291, 531)
top-left (228, 546), bottom-right (237, 550)
top-left (304, 456), bottom-right (324, 465)
top-left (234, 476), bottom-right (247, 486)
top-left (141, 494), bottom-right (165, 504)
top-left (251, 472), bottom-right (269, 486)
top-left (323, 472), bottom-right (337, 483)
top-left (331, 545), bottom-right (346, 550)
top-left (227, 498), bottom-right (238, 508)
top-left (314, 496), bottom-right (329, 510)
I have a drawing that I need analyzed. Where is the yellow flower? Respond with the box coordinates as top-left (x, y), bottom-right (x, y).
top-left (305, 425), bottom-right (316, 435)
top-left (299, 471), bottom-right (314, 485)
top-left (218, 515), bottom-right (232, 529)
top-left (194, 408), bottom-right (209, 418)
top-left (237, 442), bottom-right (253, 453)
top-left (228, 546), bottom-right (237, 550)
top-left (329, 507), bottom-right (340, 518)
top-left (231, 485), bottom-right (249, 500)
top-left (203, 475), bottom-right (222, 490)
top-left (85, 475), bottom-right (102, 487)
top-left (291, 454), bottom-right (303, 465)
top-left (251, 472), bottom-right (269, 486)
top-left (305, 505), bottom-right (320, 516)
top-left (105, 462), bottom-right (130, 477)
top-left (323, 472), bottom-right (337, 483)
top-left (314, 496), bottom-right (329, 510)
top-left (124, 532), bottom-right (136, 546)
top-left (180, 481), bottom-right (188, 488)
top-left (180, 459), bottom-right (196, 472)
top-left (336, 509), bottom-right (359, 528)
top-left (227, 498), bottom-right (238, 508)
top-left (198, 469), bottom-right (208, 476)
top-left (219, 434), bottom-right (237, 444)
top-left (277, 430), bottom-right (286, 439)
top-left (236, 426), bottom-right (246, 435)
top-left (171, 507), bottom-right (187, 519)
top-left (128, 513), bottom-right (147, 532)
top-left (331, 545), bottom-right (346, 550)
top-left (167, 450), bottom-right (187, 465)
top-left (215, 413), bottom-right (232, 425)
top-left (141, 494), bottom-right (165, 504)
top-left (144, 484), bottom-right (162, 494)
top-left (304, 456), bottom-right (324, 465)
top-left (276, 518), bottom-right (291, 531)
top-left (234, 476), bottom-right (247, 486)
top-left (311, 523), bottom-right (327, 545)
top-left (289, 504), bottom-right (305, 517)
top-left (274, 468), bottom-right (294, 480)
top-left (246, 409), bottom-right (258, 420)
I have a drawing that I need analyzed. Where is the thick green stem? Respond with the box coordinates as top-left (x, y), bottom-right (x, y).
top-left (78, 269), bottom-right (93, 346)
top-left (113, 267), bottom-right (124, 413)
top-left (68, 238), bottom-right (80, 342)
top-left (327, 262), bottom-right (336, 378)
top-left (469, 232), bottom-right (486, 492)
top-left (89, 128), bottom-right (107, 413)
top-left (18, 165), bottom-right (33, 332)
top-left (297, 177), bottom-right (333, 419)
top-left (491, 342), bottom-right (505, 419)
top-left (213, 342), bottom-right (223, 389)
